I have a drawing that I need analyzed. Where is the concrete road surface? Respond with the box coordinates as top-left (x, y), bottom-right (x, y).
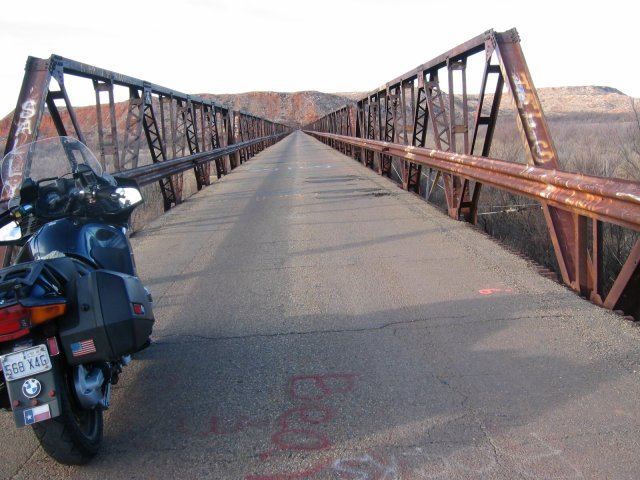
top-left (3, 131), bottom-right (640, 479)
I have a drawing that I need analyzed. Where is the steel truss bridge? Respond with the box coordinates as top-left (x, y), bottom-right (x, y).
top-left (2, 28), bottom-right (639, 321)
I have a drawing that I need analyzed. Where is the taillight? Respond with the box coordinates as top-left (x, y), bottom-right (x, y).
top-left (0, 303), bottom-right (67, 339)
top-left (0, 304), bottom-right (29, 335)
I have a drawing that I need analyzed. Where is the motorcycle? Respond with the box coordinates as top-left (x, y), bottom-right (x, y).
top-left (0, 136), bottom-right (154, 464)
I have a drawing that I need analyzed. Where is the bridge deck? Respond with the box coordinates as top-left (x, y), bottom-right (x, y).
top-left (4, 131), bottom-right (640, 478)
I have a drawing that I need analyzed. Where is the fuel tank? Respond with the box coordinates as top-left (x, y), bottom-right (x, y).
top-left (23, 218), bottom-right (136, 275)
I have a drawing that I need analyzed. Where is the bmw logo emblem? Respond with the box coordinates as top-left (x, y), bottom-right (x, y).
top-left (22, 379), bottom-right (41, 399)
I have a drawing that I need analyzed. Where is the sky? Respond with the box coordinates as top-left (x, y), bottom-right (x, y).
top-left (1, 0), bottom-right (638, 117)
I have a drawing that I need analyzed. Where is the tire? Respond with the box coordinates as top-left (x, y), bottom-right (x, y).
top-left (31, 367), bottom-right (103, 465)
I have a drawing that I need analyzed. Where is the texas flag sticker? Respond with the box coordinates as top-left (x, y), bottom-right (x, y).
top-left (24, 404), bottom-right (51, 425)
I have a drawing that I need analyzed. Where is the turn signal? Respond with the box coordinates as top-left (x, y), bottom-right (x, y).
top-left (30, 304), bottom-right (67, 325)
top-left (0, 303), bottom-right (66, 340)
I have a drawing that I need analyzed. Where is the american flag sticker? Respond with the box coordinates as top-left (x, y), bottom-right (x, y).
top-left (70, 339), bottom-right (97, 357)
top-left (24, 403), bottom-right (51, 425)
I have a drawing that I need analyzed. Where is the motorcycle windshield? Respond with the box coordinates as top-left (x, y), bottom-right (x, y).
top-left (1, 137), bottom-right (103, 209)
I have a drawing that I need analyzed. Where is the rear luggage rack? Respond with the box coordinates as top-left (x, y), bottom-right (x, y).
top-left (0, 261), bottom-right (64, 301)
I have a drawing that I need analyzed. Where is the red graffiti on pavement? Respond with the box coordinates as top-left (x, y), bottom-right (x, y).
top-left (249, 373), bottom-right (356, 479)
top-left (260, 404), bottom-right (333, 460)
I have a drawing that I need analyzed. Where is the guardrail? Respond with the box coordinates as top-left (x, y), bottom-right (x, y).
top-left (307, 132), bottom-right (640, 232)
top-left (305, 28), bottom-right (640, 320)
top-left (118, 134), bottom-right (288, 186)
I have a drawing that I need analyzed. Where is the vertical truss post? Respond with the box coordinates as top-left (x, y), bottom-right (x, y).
top-left (425, 71), bottom-right (451, 202)
top-left (574, 214), bottom-right (589, 296)
top-left (345, 106), bottom-right (353, 155)
top-left (365, 100), bottom-right (377, 168)
top-left (380, 87), bottom-right (396, 177)
top-left (375, 93), bottom-right (384, 173)
top-left (237, 113), bottom-right (245, 164)
top-left (332, 114), bottom-right (338, 149)
top-left (343, 109), bottom-right (348, 149)
top-left (354, 101), bottom-right (364, 163)
top-left (1, 57), bottom-right (52, 266)
top-left (226, 110), bottom-right (239, 170)
top-left (93, 79), bottom-right (120, 171)
top-left (120, 87), bottom-right (144, 171)
top-left (2, 57), bottom-right (51, 199)
top-left (448, 58), bottom-right (470, 220)
top-left (247, 116), bottom-right (254, 158)
top-left (236, 113), bottom-right (243, 164)
top-left (465, 45), bottom-right (504, 224)
top-left (159, 95), bottom-right (169, 161)
top-left (170, 96), bottom-right (185, 203)
top-left (184, 99), bottom-right (208, 190)
top-left (206, 104), bottom-right (225, 177)
top-left (590, 220), bottom-right (604, 304)
top-left (400, 83), bottom-right (408, 188)
top-left (238, 114), bottom-right (247, 164)
top-left (408, 73), bottom-right (428, 193)
top-left (198, 103), bottom-right (212, 185)
top-left (257, 118), bottom-right (264, 153)
top-left (141, 85), bottom-right (178, 212)
top-left (249, 117), bottom-right (255, 157)
top-left (250, 117), bottom-right (258, 156)
top-left (200, 104), bottom-right (208, 151)
top-left (470, 47), bottom-right (503, 157)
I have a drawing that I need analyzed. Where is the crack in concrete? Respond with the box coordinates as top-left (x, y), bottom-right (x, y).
top-left (10, 444), bottom-right (43, 480)
top-left (151, 313), bottom-right (576, 345)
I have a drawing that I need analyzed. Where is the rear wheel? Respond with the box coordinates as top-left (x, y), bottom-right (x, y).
top-left (31, 368), bottom-right (103, 465)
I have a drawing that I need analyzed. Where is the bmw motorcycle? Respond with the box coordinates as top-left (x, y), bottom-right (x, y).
top-left (0, 136), bottom-right (154, 464)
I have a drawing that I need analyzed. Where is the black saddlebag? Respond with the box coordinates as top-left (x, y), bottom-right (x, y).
top-left (58, 269), bottom-right (154, 365)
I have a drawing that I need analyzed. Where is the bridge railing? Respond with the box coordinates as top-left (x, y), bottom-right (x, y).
top-left (305, 28), bottom-right (640, 320)
top-left (2, 55), bottom-right (291, 212)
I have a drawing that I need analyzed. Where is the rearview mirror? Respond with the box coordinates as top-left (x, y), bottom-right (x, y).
top-left (115, 187), bottom-right (143, 208)
top-left (0, 221), bottom-right (22, 243)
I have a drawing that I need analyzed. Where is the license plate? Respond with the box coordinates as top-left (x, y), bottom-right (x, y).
top-left (1, 345), bottom-right (51, 382)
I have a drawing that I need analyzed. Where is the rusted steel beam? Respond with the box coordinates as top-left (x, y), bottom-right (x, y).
top-left (3, 58), bottom-right (51, 158)
top-left (367, 31), bottom-right (490, 95)
top-left (0, 57), bottom-right (52, 264)
top-left (306, 132), bottom-right (640, 232)
top-left (494, 29), bottom-right (579, 288)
